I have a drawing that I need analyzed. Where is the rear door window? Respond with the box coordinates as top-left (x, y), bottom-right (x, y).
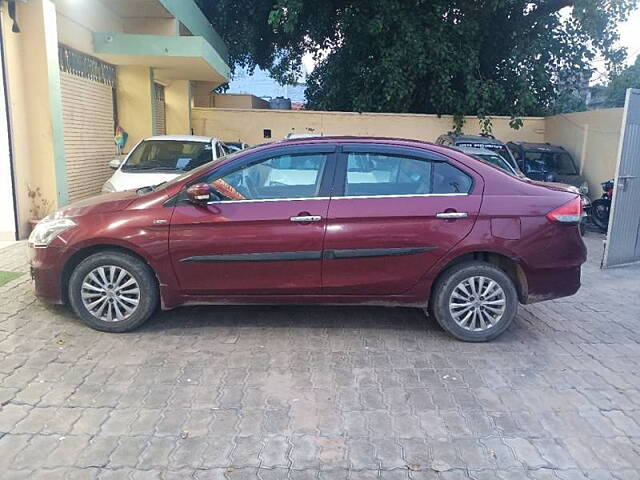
top-left (432, 162), bottom-right (473, 194)
top-left (343, 152), bottom-right (472, 196)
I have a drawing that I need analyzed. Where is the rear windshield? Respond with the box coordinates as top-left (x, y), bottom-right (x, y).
top-left (456, 142), bottom-right (514, 166)
top-left (122, 140), bottom-right (213, 173)
top-left (471, 153), bottom-right (516, 176)
top-left (523, 151), bottom-right (578, 175)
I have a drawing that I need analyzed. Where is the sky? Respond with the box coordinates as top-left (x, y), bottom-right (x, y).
top-left (590, 6), bottom-right (640, 84)
top-left (618, 7), bottom-right (640, 65)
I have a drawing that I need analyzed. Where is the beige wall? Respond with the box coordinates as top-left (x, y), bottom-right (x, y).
top-left (192, 108), bottom-right (546, 146)
top-left (123, 18), bottom-right (178, 36)
top-left (116, 66), bottom-right (153, 152)
top-left (212, 94), bottom-right (270, 109)
top-left (56, 0), bottom-right (123, 55)
top-left (191, 84), bottom-right (271, 110)
top-left (56, 2), bottom-right (179, 56)
top-left (192, 81), bottom-right (217, 107)
top-left (545, 109), bottom-right (624, 194)
top-left (2, 0), bottom-right (64, 235)
top-left (165, 80), bottom-right (192, 135)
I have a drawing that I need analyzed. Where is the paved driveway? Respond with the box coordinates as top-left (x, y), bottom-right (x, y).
top-left (1, 233), bottom-right (639, 479)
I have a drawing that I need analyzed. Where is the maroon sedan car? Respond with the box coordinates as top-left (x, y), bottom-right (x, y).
top-left (28, 137), bottom-right (586, 341)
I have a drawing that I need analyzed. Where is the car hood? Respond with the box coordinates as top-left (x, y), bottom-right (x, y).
top-left (107, 170), bottom-right (181, 192)
top-left (55, 190), bottom-right (140, 218)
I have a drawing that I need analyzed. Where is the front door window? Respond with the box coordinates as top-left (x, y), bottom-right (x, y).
top-left (206, 153), bottom-right (328, 201)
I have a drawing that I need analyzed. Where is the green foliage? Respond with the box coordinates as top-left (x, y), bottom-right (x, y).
top-left (549, 89), bottom-right (588, 114)
top-left (509, 117), bottom-right (524, 130)
top-left (198, 0), bottom-right (637, 118)
top-left (453, 113), bottom-right (466, 134)
top-left (478, 115), bottom-right (493, 136)
top-left (603, 55), bottom-right (640, 107)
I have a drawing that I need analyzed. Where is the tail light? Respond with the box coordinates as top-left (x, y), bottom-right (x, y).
top-left (546, 196), bottom-right (582, 224)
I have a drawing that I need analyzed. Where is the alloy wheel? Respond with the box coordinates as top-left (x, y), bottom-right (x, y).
top-left (81, 265), bottom-right (141, 322)
top-left (449, 275), bottom-right (506, 331)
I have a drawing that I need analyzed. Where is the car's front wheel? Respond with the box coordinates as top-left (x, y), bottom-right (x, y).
top-left (427, 261), bottom-right (518, 342)
top-left (68, 251), bottom-right (158, 332)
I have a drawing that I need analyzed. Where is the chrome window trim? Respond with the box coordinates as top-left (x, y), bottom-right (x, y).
top-left (203, 192), bottom-right (469, 205)
top-left (331, 193), bottom-right (469, 200)
top-left (206, 196), bottom-right (331, 205)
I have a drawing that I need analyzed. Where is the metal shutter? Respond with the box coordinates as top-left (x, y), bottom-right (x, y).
top-left (59, 46), bottom-right (116, 203)
top-left (154, 83), bottom-right (166, 135)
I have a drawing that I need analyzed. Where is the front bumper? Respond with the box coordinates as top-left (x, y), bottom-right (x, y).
top-left (28, 244), bottom-right (68, 304)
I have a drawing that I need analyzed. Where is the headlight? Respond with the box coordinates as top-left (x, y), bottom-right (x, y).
top-left (28, 216), bottom-right (77, 248)
top-left (102, 181), bottom-right (116, 193)
top-left (579, 181), bottom-right (589, 195)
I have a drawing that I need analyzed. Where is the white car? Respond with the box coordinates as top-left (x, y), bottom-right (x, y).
top-left (102, 135), bottom-right (230, 193)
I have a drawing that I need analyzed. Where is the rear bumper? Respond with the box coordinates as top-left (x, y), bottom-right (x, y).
top-left (523, 264), bottom-right (582, 304)
top-left (28, 244), bottom-right (67, 304)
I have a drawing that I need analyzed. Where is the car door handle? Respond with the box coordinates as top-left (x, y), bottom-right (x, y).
top-left (290, 215), bottom-right (322, 222)
top-left (436, 212), bottom-right (468, 219)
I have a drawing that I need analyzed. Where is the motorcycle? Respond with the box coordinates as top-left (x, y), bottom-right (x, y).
top-left (580, 194), bottom-right (591, 236)
top-left (590, 179), bottom-right (614, 233)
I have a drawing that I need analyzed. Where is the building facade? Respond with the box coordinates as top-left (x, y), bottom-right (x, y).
top-left (0, 0), bottom-right (230, 239)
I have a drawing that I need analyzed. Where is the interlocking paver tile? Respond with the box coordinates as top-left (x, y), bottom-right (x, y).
top-left (0, 233), bottom-right (639, 477)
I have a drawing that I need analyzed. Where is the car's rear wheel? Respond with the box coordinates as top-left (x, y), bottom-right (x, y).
top-left (68, 251), bottom-right (158, 332)
top-left (427, 261), bottom-right (518, 342)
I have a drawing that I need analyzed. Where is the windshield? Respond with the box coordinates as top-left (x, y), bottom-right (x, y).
top-left (472, 153), bottom-right (516, 176)
top-left (122, 140), bottom-right (214, 173)
top-left (456, 142), bottom-right (515, 167)
top-left (523, 151), bottom-right (578, 175)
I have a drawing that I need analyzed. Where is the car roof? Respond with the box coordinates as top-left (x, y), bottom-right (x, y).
top-left (145, 135), bottom-right (215, 143)
top-left (272, 135), bottom-right (442, 149)
top-left (509, 141), bottom-right (567, 152)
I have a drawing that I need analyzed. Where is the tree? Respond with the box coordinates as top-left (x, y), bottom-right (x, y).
top-left (603, 54), bottom-right (640, 107)
top-left (197, 0), bottom-right (637, 118)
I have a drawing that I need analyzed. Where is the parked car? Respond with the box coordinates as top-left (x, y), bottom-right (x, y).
top-left (29, 137), bottom-right (586, 342)
top-left (435, 132), bottom-right (520, 173)
top-left (102, 135), bottom-right (230, 193)
top-left (456, 145), bottom-right (588, 235)
top-left (506, 142), bottom-right (588, 193)
top-left (224, 141), bottom-right (249, 153)
top-left (453, 146), bottom-right (520, 176)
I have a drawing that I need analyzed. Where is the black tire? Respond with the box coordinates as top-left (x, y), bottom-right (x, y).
top-left (68, 251), bottom-right (159, 332)
top-left (590, 199), bottom-right (609, 233)
top-left (427, 261), bottom-right (518, 342)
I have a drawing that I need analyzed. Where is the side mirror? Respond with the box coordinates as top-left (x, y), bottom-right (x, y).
top-left (109, 158), bottom-right (123, 170)
top-left (186, 183), bottom-right (216, 204)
